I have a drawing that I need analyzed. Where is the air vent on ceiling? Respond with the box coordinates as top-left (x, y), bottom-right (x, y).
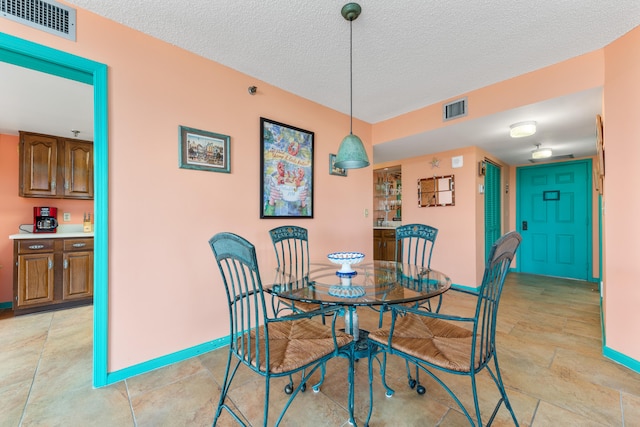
top-left (443, 97), bottom-right (467, 121)
top-left (1, 0), bottom-right (76, 41)
top-left (529, 154), bottom-right (575, 163)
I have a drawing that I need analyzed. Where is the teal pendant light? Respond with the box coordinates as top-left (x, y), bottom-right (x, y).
top-left (335, 3), bottom-right (370, 170)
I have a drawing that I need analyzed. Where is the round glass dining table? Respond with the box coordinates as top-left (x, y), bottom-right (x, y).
top-left (266, 260), bottom-right (451, 343)
top-left (265, 260), bottom-right (451, 427)
top-left (266, 260), bottom-right (451, 308)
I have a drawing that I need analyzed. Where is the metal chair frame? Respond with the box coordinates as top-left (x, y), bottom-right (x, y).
top-left (377, 223), bottom-right (438, 392)
top-left (367, 231), bottom-right (522, 426)
top-left (268, 225), bottom-right (314, 318)
top-left (209, 232), bottom-right (353, 426)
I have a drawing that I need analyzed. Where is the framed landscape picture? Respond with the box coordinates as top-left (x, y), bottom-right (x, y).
top-left (179, 125), bottom-right (230, 173)
top-left (260, 117), bottom-right (314, 218)
top-left (329, 153), bottom-right (347, 176)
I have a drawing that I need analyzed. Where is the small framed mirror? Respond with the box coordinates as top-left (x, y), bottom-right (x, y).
top-left (418, 175), bottom-right (455, 207)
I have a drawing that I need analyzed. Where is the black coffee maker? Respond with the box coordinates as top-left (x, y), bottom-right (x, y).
top-left (34, 207), bottom-right (58, 233)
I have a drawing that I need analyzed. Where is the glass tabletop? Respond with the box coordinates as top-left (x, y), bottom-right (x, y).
top-left (265, 260), bottom-right (451, 307)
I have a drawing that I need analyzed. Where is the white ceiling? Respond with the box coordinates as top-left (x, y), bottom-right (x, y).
top-left (3, 0), bottom-right (640, 164)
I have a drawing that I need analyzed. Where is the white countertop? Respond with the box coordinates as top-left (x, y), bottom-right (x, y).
top-left (9, 224), bottom-right (94, 240)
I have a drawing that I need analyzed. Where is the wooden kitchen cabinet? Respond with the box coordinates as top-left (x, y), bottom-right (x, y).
top-left (373, 229), bottom-right (398, 261)
top-left (19, 131), bottom-right (94, 199)
top-left (13, 237), bottom-right (93, 315)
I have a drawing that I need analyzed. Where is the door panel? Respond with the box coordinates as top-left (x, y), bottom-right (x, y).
top-left (517, 160), bottom-right (591, 280)
top-left (484, 162), bottom-right (501, 261)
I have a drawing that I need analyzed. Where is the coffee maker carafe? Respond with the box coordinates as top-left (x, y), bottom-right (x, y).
top-left (34, 207), bottom-right (58, 233)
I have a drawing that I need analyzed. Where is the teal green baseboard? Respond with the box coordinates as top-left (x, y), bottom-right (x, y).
top-left (0, 301), bottom-right (12, 309)
top-left (104, 336), bottom-right (230, 385)
top-left (603, 346), bottom-right (640, 374)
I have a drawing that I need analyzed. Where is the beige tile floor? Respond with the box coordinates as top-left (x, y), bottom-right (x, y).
top-left (1, 273), bottom-right (640, 426)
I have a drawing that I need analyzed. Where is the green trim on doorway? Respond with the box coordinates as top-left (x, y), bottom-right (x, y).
top-left (0, 31), bottom-right (110, 388)
top-left (107, 337), bottom-right (230, 384)
top-left (603, 346), bottom-right (640, 375)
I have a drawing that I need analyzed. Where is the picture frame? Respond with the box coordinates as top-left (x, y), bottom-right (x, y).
top-left (179, 125), bottom-right (230, 173)
top-left (329, 153), bottom-right (347, 176)
top-left (260, 118), bottom-right (314, 218)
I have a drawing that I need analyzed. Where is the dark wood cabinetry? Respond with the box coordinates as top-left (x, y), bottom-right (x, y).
top-left (19, 131), bottom-right (94, 199)
top-left (374, 229), bottom-right (397, 261)
top-left (13, 237), bottom-right (93, 315)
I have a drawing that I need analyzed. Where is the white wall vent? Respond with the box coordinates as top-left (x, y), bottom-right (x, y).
top-left (443, 97), bottom-right (467, 121)
top-left (1, 0), bottom-right (76, 41)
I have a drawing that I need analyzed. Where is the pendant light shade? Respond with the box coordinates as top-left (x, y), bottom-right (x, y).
top-left (335, 2), bottom-right (370, 170)
top-left (336, 134), bottom-right (369, 168)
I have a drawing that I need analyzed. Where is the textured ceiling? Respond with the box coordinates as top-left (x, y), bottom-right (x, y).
top-left (3, 1), bottom-right (640, 165)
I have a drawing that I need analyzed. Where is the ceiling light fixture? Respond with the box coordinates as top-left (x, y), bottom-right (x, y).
top-left (334, 2), bottom-right (370, 170)
top-left (531, 144), bottom-right (552, 159)
top-left (509, 121), bottom-right (537, 138)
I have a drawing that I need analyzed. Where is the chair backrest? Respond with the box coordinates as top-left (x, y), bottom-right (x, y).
top-left (269, 226), bottom-right (310, 286)
top-left (472, 230), bottom-right (522, 369)
top-left (395, 223), bottom-right (438, 268)
top-left (209, 232), bottom-right (269, 370)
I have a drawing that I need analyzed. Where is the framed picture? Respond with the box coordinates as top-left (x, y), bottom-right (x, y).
top-left (329, 153), bottom-right (347, 176)
top-left (179, 125), bottom-right (230, 173)
top-left (260, 117), bottom-right (314, 218)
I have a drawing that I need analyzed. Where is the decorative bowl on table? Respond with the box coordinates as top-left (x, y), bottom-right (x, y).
top-left (327, 252), bottom-right (365, 275)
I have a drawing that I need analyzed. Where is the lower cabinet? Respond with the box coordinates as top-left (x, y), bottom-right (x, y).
top-left (373, 229), bottom-right (397, 261)
top-left (13, 237), bottom-right (93, 315)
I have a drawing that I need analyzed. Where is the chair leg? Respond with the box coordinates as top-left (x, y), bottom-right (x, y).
top-left (486, 357), bottom-right (520, 426)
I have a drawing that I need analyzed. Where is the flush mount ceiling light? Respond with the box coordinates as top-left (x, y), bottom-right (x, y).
top-left (334, 2), bottom-right (370, 170)
top-left (509, 121), bottom-right (537, 138)
top-left (531, 144), bottom-right (552, 159)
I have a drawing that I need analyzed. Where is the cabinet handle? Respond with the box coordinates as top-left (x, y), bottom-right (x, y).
top-left (28, 244), bottom-right (45, 250)
top-left (65, 182), bottom-right (69, 190)
top-left (52, 181), bottom-right (56, 191)
top-left (64, 259), bottom-right (68, 269)
top-left (48, 259), bottom-right (53, 269)
top-left (72, 243), bottom-right (86, 248)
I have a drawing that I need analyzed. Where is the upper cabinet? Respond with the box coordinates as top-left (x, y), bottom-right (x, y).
top-left (374, 166), bottom-right (401, 226)
top-left (19, 131), bottom-right (94, 200)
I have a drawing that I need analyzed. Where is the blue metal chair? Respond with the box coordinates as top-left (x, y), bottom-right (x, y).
top-left (209, 232), bottom-right (353, 426)
top-left (269, 226), bottom-right (322, 320)
top-left (367, 231), bottom-right (522, 426)
top-left (378, 223), bottom-right (438, 393)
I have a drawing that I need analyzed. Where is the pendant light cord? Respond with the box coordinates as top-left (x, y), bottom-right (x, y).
top-left (349, 18), bottom-right (353, 135)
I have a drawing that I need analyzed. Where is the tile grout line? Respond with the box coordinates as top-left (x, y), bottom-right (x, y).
top-left (124, 380), bottom-right (137, 426)
top-left (18, 313), bottom-right (54, 426)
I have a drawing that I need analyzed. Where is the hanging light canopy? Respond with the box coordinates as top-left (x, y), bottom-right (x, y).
top-left (335, 2), bottom-right (370, 170)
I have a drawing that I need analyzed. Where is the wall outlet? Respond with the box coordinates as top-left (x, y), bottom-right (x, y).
top-left (63, 212), bottom-right (71, 221)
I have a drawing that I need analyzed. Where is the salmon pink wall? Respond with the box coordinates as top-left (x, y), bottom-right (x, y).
top-left (603, 26), bottom-right (640, 361)
top-left (1, 9), bottom-right (372, 372)
top-left (372, 53), bottom-right (605, 289)
top-left (0, 134), bottom-right (93, 303)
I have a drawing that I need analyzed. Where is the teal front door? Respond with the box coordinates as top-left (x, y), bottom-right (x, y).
top-left (516, 160), bottom-right (591, 280)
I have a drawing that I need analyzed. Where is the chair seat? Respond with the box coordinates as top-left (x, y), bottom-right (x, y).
top-left (241, 318), bottom-right (353, 374)
top-left (283, 299), bottom-right (322, 313)
top-left (369, 314), bottom-right (479, 373)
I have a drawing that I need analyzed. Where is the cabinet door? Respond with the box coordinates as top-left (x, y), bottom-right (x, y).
top-left (63, 139), bottom-right (94, 199)
top-left (383, 235), bottom-right (397, 261)
top-left (63, 251), bottom-right (93, 300)
top-left (16, 253), bottom-right (55, 307)
top-left (373, 230), bottom-right (383, 260)
top-left (19, 132), bottom-right (59, 197)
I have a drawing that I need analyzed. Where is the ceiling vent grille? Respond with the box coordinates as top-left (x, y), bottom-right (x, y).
top-left (1, 0), bottom-right (76, 41)
top-left (443, 97), bottom-right (467, 121)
